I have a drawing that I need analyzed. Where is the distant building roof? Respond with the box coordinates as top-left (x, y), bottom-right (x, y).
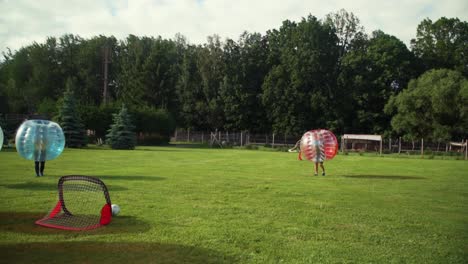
top-left (342, 134), bottom-right (382, 141)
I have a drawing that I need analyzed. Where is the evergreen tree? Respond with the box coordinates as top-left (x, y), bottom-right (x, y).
top-left (56, 78), bottom-right (87, 147)
top-left (106, 104), bottom-right (136, 149)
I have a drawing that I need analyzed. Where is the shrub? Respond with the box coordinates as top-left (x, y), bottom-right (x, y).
top-left (132, 106), bottom-right (176, 145)
top-left (80, 104), bottom-right (176, 145)
top-left (244, 144), bottom-right (259, 150)
top-left (80, 103), bottom-right (118, 140)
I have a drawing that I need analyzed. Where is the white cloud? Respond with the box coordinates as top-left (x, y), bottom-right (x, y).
top-left (0, 0), bottom-right (467, 54)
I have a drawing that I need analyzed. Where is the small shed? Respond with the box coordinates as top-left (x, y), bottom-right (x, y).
top-left (341, 134), bottom-right (383, 155)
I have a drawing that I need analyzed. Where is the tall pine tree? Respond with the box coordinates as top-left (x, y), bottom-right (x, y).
top-left (106, 104), bottom-right (136, 149)
top-left (57, 78), bottom-right (87, 147)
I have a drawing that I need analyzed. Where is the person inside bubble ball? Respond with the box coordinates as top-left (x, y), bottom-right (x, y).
top-left (314, 161), bottom-right (325, 176)
top-left (33, 128), bottom-right (47, 177)
top-left (297, 135), bottom-right (326, 176)
top-left (313, 137), bottom-right (326, 176)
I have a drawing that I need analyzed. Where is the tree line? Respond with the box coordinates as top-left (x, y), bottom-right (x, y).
top-left (0, 10), bottom-right (467, 143)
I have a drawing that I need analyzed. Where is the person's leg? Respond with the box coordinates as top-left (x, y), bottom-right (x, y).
top-left (35, 161), bottom-right (40, 177)
top-left (320, 162), bottom-right (325, 176)
top-left (40, 161), bottom-right (45, 176)
top-left (314, 163), bottom-right (318, 176)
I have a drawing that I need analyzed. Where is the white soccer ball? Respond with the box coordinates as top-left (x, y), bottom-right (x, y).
top-left (111, 204), bottom-right (120, 216)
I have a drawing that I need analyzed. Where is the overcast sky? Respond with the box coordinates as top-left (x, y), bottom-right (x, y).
top-left (1, 0), bottom-right (467, 54)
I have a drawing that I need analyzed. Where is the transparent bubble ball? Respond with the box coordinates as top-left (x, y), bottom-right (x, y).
top-left (300, 129), bottom-right (338, 162)
top-left (15, 120), bottom-right (65, 161)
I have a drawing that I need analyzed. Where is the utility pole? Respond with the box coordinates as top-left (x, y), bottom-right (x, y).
top-left (103, 45), bottom-right (110, 105)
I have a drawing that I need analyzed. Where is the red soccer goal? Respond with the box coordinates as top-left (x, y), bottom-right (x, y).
top-left (36, 175), bottom-right (112, 231)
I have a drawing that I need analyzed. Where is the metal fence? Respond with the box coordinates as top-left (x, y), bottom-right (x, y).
top-left (344, 138), bottom-right (467, 154)
top-left (172, 129), bottom-right (301, 147)
top-left (171, 129), bottom-right (468, 159)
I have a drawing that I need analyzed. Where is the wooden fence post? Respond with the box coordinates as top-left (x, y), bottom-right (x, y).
top-left (465, 139), bottom-right (468, 160)
top-left (421, 138), bottom-right (424, 158)
top-left (398, 137), bottom-right (401, 154)
top-left (380, 139), bottom-right (382, 156)
top-left (341, 136), bottom-right (344, 153)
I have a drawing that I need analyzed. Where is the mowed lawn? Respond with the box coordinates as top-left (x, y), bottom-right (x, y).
top-left (0, 146), bottom-right (467, 263)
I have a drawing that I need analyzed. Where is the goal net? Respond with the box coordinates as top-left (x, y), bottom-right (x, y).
top-left (36, 175), bottom-right (112, 230)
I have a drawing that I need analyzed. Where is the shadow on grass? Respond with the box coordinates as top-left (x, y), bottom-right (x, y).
top-left (79, 146), bottom-right (179, 152)
top-left (0, 212), bottom-right (151, 235)
top-left (168, 143), bottom-right (215, 149)
top-left (343, 175), bottom-right (426, 180)
top-left (136, 144), bottom-right (216, 151)
top-left (1, 182), bottom-right (128, 191)
top-left (82, 145), bottom-right (172, 151)
top-left (93, 175), bottom-right (166, 181)
top-left (84, 145), bottom-right (208, 152)
top-left (136, 147), bottom-right (180, 152)
top-left (0, 241), bottom-right (236, 264)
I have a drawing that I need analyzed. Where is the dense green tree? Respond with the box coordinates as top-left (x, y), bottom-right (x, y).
top-left (58, 34), bottom-right (83, 82)
top-left (141, 37), bottom-right (180, 111)
top-left (1, 35), bottom-right (87, 114)
top-left (116, 35), bottom-right (152, 106)
top-left (324, 9), bottom-right (367, 133)
top-left (262, 64), bottom-right (294, 134)
top-left (0, 12), bottom-right (466, 142)
top-left (56, 78), bottom-right (87, 147)
top-left (174, 36), bottom-right (226, 131)
top-left (324, 9), bottom-right (365, 58)
top-left (221, 32), bottom-right (269, 132)
top-left (116, 35), bottom-right (181, 110)
top-left (338, 31), bottom-right (417, 134)
top-left (175, 44), bottom-right (207, 129)
top-left (262, 19), bottom-right (299, 135)
top-left (411, 17), bottom-right (468, 76)
top-left (197, 35), bottom-right (225, 129)
top-left (220, 38), bottom-right (242, 131)
top-left (75, 35), bottom-right (118, 105)
top-left (27, 39), bottom-right (62, 104)
top-left (106, 104), bottom-right (136, 149)
top-left (385, 69), bottom-right (468, 140)
top-left (262, 15), bottom-right (339, 135)
top-left (1, 48), bottom-right (34, 113)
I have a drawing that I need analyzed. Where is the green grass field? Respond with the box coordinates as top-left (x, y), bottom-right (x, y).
top-left (0, 146), bottom-right (467, 263)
